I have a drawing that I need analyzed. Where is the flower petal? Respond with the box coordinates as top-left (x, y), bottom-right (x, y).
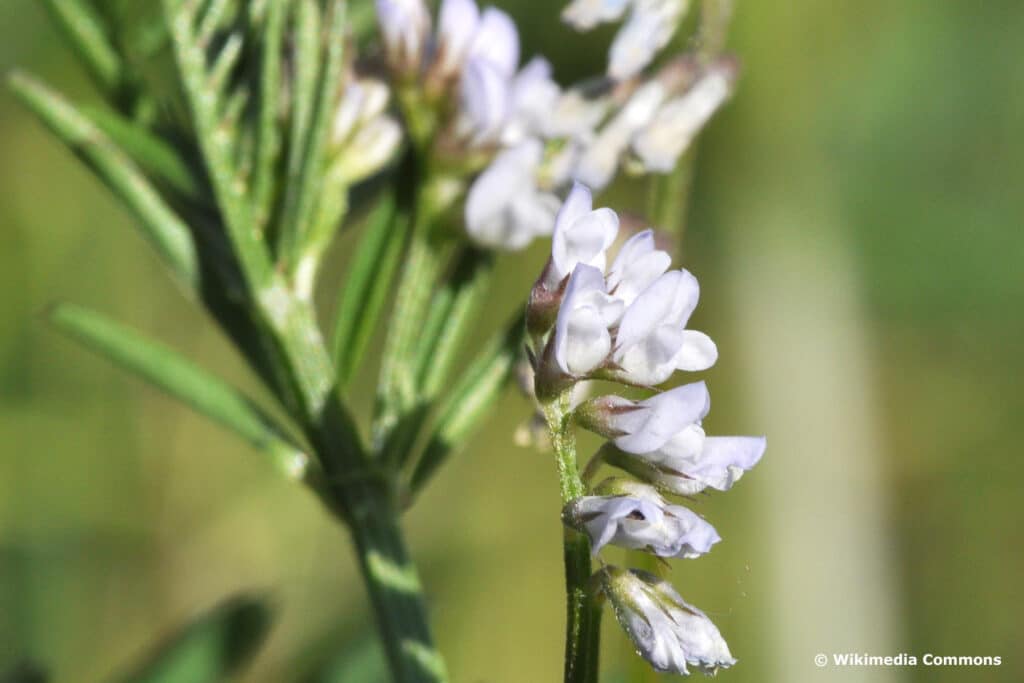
top-left (673, 329), bottom-right (718, 371)
top-left (611, 381), bottom-right (710, 453)
top-left (554, 264), bottom-right (614, 375)
top-left (468, 7), bottom-right (520, 77)
top-left (437, 0), bottom-right (480, 75)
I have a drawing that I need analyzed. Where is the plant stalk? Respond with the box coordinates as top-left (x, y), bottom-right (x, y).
top-left (543, 391), bottom-right (602, 683)
top-left (344, 481), bottom-right (450, 683)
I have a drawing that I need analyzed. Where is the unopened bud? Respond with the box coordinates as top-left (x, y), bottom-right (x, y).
top-left (598, 566), bottom-right (737, 675)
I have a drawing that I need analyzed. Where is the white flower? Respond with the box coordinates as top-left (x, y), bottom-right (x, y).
top-left (580, 381), bottom-right (710, 452)
top-left (436, 0), bottom-right (480, 76)
top-left (562, 0), bottom-right (691, 80)
top-left (340, 118), bottom-right (403, 183)
top-left (332, 78), bottom-right (391, 145)
top-left (460, 57), bottom-right (511, 143)
top-left (574, 81), bottom-right (666, 190)
top-left (562, 0), bottom-right (632, 29)
top-left (608, 425), bottom-right (766, 496)
top-left (632, 62), bottom-right (735, 172)
top-left (608, 0), bottom-right (690, 80)
top-left (548, 183), bottom-right (620, 286)
top-left (563, 479), bottom-right (720, 558)
top-left (553, 264), bottom-right (624, 376)
top-left (606, 229), bottom-right (672, 305)
top-left (468, 7), bottom-right (520, 78)
top-left (600, 566), bottom-right (737, 675)
top-left (611, 268), bottom-right (718, 385)
top-left (464, 140), bottom-right (560, 250)
top-left (331, 78), bottom-right (402, 182)
top-left (376, 0), bottom-right (432, 73)
top-left (503, 57), bottom-right (562, 145)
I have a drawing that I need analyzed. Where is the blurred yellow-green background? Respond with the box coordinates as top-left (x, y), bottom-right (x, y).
top-left (2, 1), bottom-right (1022, 681)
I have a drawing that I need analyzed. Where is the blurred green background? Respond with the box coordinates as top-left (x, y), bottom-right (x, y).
top-left (2, 1), bottom-right (1022, 681)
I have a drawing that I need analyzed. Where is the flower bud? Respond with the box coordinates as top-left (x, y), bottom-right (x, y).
top-left (599, 566), bottom-right (737, 675)
top-left (632, 58), bottom-right (737, 173)
top-left (377, 0), bottom-right (432, 75)
top-left (608, 0), bottom-right (690, 81)
top-left (435, 0), bottom-right (480, 77)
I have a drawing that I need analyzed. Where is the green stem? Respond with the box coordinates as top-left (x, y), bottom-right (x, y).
top-left (343, 482), bottom-right (450, 683)
top-left (543, 392), bottom-right (602, 683)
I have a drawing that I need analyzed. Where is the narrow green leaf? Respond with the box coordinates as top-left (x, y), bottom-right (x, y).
top-left (164, 0), bottom-right (273, 287)
top-left (49, 303), bottom-right (311, 482)
top-left (196, 0), bottom-right (238, 47)
top-left (408, 310), bottom-right (525, 497)
top-left (384, 248), bottom-right (494, 469)
top-left (42, 0), bottom-right (123, 95)
top-left (276, 0), bottom-right (322, 257)
top-left (279, 0), bottom-right (348, 277)
top-left (252, 0), bottom-right (287, 230)
top-left (331, 192), bottom-right (407, 386)
top-left (82, 105), bottom-right (202, 200)
top-left (416, 249), bottom-right (494, 398)
top-left (8, 72), bottom-right (199, 288)
top-left (111, 595), bottom-right (272, 683)
top-left (208, 32), bottom-right (245, 93)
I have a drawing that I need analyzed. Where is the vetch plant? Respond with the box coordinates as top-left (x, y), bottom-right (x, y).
top-left (527, 183), bottom-right (765, 679)
top-left (11, 0), bottom-right (752, 681)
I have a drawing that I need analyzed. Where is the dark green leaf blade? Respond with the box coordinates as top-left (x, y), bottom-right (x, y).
top-left (112, 595), bottom-right (272, 683)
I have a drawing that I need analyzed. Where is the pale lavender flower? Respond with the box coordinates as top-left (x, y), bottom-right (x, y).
top-left (563, 479), bottom-right (720, 558)
top-left (460, 57), bottom-right (511, 143)
top-left (464, 139), bottom-right (561, 249)
top-left (502, 57), bottom-right (562, 145)
top-left (547, 183), bottom-right (620, 286)
top-left (600, 566), bottom-right (737, 675)
top-left (611, 268), bottom-right (718, 385)
top-left (468, 7), bottom-right (521, 77)
top-left (605, 229), bottom-right (672, 305)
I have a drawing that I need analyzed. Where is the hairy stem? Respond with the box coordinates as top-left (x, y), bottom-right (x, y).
top-left (543, 391), bottom-right (602, 683)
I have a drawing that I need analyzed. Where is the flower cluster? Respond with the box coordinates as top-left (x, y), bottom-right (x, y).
top-left (375, 1), bottom-right (737, 251)
top-left (529, 183), bottom-right (765, 675)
